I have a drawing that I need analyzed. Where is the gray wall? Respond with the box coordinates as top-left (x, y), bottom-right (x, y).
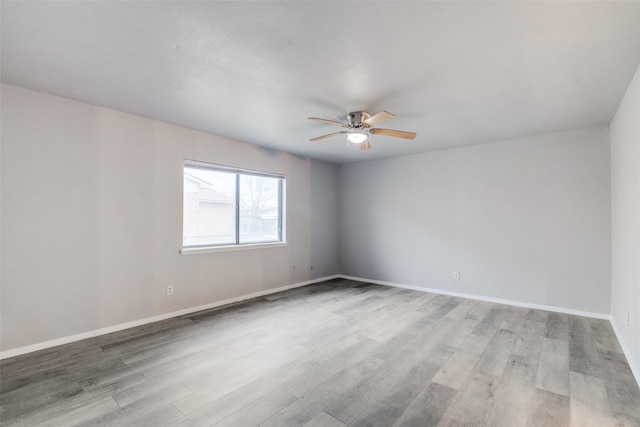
top-left (610, 62), bottom-right (640, 377)
top-left (0, 84), bottom-right (339, 352)
top-left (339, 126), bottom-right (611, 314)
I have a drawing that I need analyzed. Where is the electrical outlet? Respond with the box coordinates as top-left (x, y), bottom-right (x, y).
top-left (167, 285), bottom-right (174, 296)
top-left (453, 272), bottom-right (460, 280)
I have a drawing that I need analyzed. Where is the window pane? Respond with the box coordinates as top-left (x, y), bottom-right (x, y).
top-left (239, 175), bottom-right (280, 244)
top-left (183, 167), bottom-right (236, 247)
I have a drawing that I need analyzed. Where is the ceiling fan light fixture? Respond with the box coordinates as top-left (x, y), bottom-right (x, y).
top-left (347, 130), bottom-right (368, 144)
top-left (308, 111), bottom-right (415, 150)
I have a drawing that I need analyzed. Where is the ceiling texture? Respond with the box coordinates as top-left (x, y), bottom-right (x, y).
top-left (2, 1), bottom-right (640, 164)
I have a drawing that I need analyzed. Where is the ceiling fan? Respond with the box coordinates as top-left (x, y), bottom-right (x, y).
top-left (308, 111), bottom-right (416, 151)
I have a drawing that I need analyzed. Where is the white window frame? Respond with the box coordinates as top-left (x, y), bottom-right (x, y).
top-left (181, 160), bottom-right (286, 255)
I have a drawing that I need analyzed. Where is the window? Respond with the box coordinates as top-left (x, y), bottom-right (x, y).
top-left (183, 160), bottom-right (285, 251)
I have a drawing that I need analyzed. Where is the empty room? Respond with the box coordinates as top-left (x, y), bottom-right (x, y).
top-left (1, 1), bottom-right (639, 426)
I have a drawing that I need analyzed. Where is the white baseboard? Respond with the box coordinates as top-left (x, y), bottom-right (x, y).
top-left (610, 317), bottom-right (640, 389)
top-left (339, 275), bottom-right (610, 320)
top-left (0, 275), bottom-right (340, 360)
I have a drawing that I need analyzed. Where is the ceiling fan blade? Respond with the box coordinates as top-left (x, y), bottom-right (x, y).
top-left (359, 140), bottom-right (372, 151)
top-left (310, 131), bottom-right (348, 141)
top-left (364, 111), bottom-right (395, 127)
top-left (370, 128), bottom-right (416, 139)
top-left (308, 117), bottom-right (350, 128)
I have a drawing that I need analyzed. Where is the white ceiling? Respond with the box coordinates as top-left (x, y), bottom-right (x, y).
top-left (2, 1), bottom-right (640, 164)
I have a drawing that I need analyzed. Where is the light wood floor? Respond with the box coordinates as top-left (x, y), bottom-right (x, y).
top-left (1, 279), bottom-right (639, 426)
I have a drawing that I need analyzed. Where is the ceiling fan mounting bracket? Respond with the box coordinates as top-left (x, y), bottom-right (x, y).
top-left (347, 111), bottom-right (371, 128)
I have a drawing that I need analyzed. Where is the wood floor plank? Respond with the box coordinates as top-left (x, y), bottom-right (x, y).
top-left (173, 362), bottom-right (304, 418)
top-left (545, 312), bottom-right (569, 341)
top-left (438, 308), bottom-right (485, 349)
top-left (486, 380), bottom-right (535, 427)
top-left (182, 343), bottom-right (307, 393)
top-left (302, 357), bottom-right (385, 405)
top-left (259, 397), bottom-right (325, 427)
top-left (320, 340), bottom-right (448, 424)
top-left (0, 350), bottom-right (60, 375)
top-left (105, 384), bottom-right (192, 426)
top-left (378, 358), bottom-right (446, 411)
top-left (432, 350), bottom-right (481, 391)
top-left (421, 297), bottom-right (462, 321)
top-left (366, 310), bottom-right (428, 342)
top-left (597, 348), bottom-right (640, 426)
top-left (302, 411), bottom-right (346, 427)
top-left (444, 298), bottom-right (479, 321)
top-left (501, 306), bottom-right (528, 333)
top-left (370, 332), bottom-right (418, 362)
top-left (126, 403), bottom-right (185, 426)
top-left (472, 306), bottom-right (508, 337)
top-left (535, 338), bottom-right (570, 397)
top-left (437, 371), bottom-right (501, 426)
top-left (589, 318), bottom-right (624, 354)
top-left (294, 330), bottom-right (371, 370)
top-left (391, 381), bottom-right (457, 427)
top-left (432, 333), bottom-right (491, 390)
top-left (350, 400), bottom-right (402, 427)
top-left (512, 309), bottom-right (547, 361)
top-left (212, 388), bottom-right (297, 427)
top-left (526, 389), bottom-right (570, 427)
top-left (13, 380), bottom-right (129, 426)
top-left (476, 323), bottom-right (519, 377)
top-left (568, 316), bottom-right (602, 377)
top-left (112, 377), bottom-right (191, 408)
top-left (502, 354), bottom-right (538, 388)
top-left (1, 279), bottom-right (637, 427)
top-left (33, 395), bottom-right (120, 426)
top-left (322, 368), bottom-right (393, 424)
top-left (569, 371), bottom-right (616, 427)
top-left (0, 367), bottom-right (70, 402)
top-left (281, 339), bottom-right (380, 398)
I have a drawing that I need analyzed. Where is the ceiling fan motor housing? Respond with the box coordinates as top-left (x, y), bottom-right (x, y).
top-left (347, 111), bottom-right (371, 128)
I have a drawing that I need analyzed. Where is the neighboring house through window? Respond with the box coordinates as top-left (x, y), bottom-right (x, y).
top-left (183, 160), bottom-right (285, 250)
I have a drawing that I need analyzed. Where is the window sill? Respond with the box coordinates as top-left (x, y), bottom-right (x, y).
top-left (180, 241), bottom-right (288, 255)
